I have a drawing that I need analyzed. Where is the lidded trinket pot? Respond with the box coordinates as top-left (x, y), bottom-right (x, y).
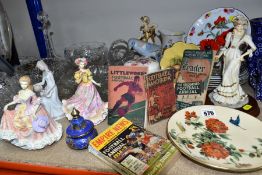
top-left (66, 108), bottom-right (98, 149)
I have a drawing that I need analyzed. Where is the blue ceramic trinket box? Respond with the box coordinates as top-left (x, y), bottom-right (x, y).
top-left (66, 108), bottom-right (98, 149)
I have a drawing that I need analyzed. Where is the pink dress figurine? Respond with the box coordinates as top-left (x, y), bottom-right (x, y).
top-left (0, 76), bottom-right (62, 150)
top-left (62, 58), bottom-right (107, 125)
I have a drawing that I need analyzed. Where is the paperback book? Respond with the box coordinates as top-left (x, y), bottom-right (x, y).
top-left (108, 66), bottom-right (148, 128)
top-left (144, 69), bottom-right (176, 124)
top-left (89, 117), bottom-right (179, 175)
top-left (176, 50), bottom-right (214, 110)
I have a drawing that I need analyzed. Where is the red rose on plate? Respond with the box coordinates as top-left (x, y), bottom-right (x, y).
top-left (215, 35), bottom-right (226, 47)
top-left (201, 142), bottom-right (230, 159)
top-left (215, 29), bottom-right (232, 47)
top-left (220, 29), bottom-right (231, 38)
top-left (214, 16), bottom-right (226, 26)
top-left (200, 39), bottom-right (220, 51)
top-left (185, 111), bottom-right (197, 120)
top-left (205, 118), bottom-right (228, 133)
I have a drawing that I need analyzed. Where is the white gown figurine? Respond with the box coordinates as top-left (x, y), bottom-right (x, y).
top-left (0, 75), bottom-right (62, 150)
top-left (34, 60), bottom-right (64, 120)
top-left (209, 15), bottom-right (257, 108)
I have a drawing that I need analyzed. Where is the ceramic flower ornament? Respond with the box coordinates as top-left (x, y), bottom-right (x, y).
top-left (62, 58), bottom-right (107, 125)
top-left (0, 75), bottom-right (62, 150)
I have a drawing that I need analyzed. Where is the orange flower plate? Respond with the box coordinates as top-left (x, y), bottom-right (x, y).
top-left (167, 105), bottom-right (262, 172)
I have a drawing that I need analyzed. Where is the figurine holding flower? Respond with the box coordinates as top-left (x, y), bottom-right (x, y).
top-left (62, 58), bottom-right (107, 125)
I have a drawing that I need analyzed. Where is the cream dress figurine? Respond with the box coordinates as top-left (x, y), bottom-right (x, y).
top-left (209, 15), bottom-right (257, 108)
top-left (34, 60), bottom-right (64, 120)
top-left (0, 76), bottom-right (62, 150)
top-left (62, 58), bottom-right (108, 125)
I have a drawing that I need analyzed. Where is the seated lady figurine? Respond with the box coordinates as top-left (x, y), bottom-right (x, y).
top-left (34, 60), bottom-right (64, 120)
top-left (0, 75), bottom-right (62, 150)
top-left (209, 15), bottom-right (257, 108)
top-left (62, 58), bottom-right (107, 125)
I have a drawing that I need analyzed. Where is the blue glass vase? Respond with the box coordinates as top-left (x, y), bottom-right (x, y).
top-left (248, 18), bottom-right (262, 101)
top-left (66, 108), bottom-right (98, 150)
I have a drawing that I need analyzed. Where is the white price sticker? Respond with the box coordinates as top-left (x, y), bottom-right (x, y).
top-left (121, 155), bottom-right (149, 175)
top-left (201, 108), bottom-right (216, 118)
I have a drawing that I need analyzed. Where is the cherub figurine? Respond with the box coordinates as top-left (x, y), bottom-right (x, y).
top-left (0, 75), bottom-right (62, 150)
top-left (62, 58), bottom-right (107, 125)
top-left (34, 60), bottom-right (64, 120)
top-left (209, 15), bottom-right (257, 108)
top-left (139, 16), bottom-right (157, 43)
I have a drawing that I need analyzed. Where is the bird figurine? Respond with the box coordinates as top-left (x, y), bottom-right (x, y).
top-left (229, 115), bottom-right (246, 130)
top-left (128, 38), bottom-right (162, 62)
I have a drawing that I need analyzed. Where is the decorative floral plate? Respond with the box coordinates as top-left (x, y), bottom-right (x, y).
top-left (186, 8), bottom-right (251, 45)
top-left (167, 105), bottom-right (262, 172)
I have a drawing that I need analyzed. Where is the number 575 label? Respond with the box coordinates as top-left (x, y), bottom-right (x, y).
top-left (201, 108), bottom-right (216, 117)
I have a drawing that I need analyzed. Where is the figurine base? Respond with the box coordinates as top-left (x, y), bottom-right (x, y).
top-left (208, 91), bottom-right (249, 108)
top-left (205, 91), bottom-right (260, 117)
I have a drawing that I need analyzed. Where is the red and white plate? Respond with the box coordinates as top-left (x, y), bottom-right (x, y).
top-left (167, 105), bottom-right (262, 172)
top-left (186, 8), bottom-right (251, 45)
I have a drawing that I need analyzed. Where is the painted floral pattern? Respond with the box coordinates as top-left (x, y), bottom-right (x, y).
top-left (198, 13), bottom-right (232, 51)
top-left (205, 118), bottom-right (228, 133)
top-left (169, 110), bottom-right (262, 168)
top-left (201, 142), bottom-right (230, 159)
top-left (186, 8), bottom-right (251, 48)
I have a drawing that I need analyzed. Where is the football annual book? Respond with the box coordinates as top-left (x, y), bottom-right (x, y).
top-left (89, 117), bottom-right (179, 175)
top-left (108, 66), bottom-right (148, 128)
top-left (144, 69), bottom-right (176, 124)
top-left (175, 50), bottom-right (214, 110)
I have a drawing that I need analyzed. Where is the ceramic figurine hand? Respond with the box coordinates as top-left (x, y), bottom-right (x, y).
top-left (91, 79), bottom-right (101, 87)
top-left (240, 55), bottom-right (245, 62)
top-left (40, 90), bottom-right (44, 96)
top-left (3, 105), bottom-right (8, 111)
top-left (96, 83), bottom-right (101, 87)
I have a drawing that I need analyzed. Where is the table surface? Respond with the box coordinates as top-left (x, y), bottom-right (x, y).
top-left (0, 84), bottom-right (262, 175)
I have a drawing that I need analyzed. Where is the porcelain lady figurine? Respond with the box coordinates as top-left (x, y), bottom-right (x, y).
top-left (209, 15), bottom-right (257, 108)
top-left (0, 76), bottom-right (62, 150)
top-left (34, 60), bottom-right (64, 120)
top-left (62, 58), bottom-right (107, 125)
